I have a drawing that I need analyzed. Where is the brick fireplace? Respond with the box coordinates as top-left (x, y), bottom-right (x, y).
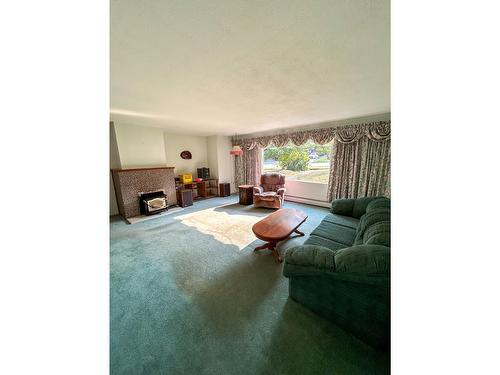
top-left (111, 167), bottom-right (177, 218)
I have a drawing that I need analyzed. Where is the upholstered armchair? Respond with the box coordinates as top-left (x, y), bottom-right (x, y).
top-left (253, 173), bottom-right (286, 209)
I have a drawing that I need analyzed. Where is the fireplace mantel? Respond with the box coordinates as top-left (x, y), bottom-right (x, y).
top-left (112, 167), bottom-right (175, 172)
top-left (112, 167), bottom-right (177, 218)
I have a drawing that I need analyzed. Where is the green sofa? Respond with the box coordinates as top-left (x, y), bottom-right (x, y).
top-left (283, 197), bottom-right (390, 349)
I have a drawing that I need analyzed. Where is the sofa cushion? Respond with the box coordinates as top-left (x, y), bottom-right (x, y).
top-left (310, 220), bottom-right (356, 247)
top-left (354, 208), bottom-right (391, 245)
top-left (304, 235), bottom-right (348, 251)
top-left (366, 197), bottom-right (391, 212)
top-left (322, 213), bottom-right (359, 230)
top-left (363, 221), bottom-right (391, 247)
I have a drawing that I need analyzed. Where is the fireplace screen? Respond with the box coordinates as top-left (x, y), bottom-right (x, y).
top-left (139, 191), bottom-right (168, 215)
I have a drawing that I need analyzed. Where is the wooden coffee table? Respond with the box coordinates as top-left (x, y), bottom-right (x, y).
top-left (252, 208), bottom-right (308, 263)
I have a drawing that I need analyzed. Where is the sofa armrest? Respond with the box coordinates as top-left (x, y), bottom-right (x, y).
top-left (331, 198), bottom-right (355, 216)
top-left (334, 244), bottom-right (390, 275)
top-left (253, 186), bottom-right (263, 195)
top-left (276, 187), bottom-right (286, 197)
top-left (283, 245), bottom-right (336, 277)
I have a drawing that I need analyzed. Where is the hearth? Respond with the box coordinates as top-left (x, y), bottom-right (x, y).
top-left (139, 190), bottom-right (168, 215)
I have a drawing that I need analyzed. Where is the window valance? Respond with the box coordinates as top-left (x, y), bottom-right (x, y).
top-left (233, 121), bottom-right (390, 150)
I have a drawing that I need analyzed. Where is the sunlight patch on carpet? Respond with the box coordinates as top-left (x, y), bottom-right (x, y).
top-left (176, 207), bottom-right (264, 250)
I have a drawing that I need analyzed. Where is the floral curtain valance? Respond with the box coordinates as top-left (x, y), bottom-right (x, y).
top-left (233, 121), bottom-right (390, 150)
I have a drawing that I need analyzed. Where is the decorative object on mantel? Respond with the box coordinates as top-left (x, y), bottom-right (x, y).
top-left (180, 150), bottom-right (192, 159)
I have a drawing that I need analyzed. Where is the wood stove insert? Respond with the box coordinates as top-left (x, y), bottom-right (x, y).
top-left (139, 190), bottom-right (168, 215)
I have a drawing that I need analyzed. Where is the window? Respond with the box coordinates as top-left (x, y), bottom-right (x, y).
top-left (262, 140), bottom-right (333, 183)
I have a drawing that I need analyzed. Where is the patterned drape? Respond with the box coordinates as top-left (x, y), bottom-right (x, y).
top-left (233, 121), bottom-right (389, 149)
top-left (233, 128), bottom-right (348, 150)
top-left (232, 120), bottom-right (390, 197)
top-left (234, 145), bottom-right (262, 186)
top-left (327, 122), bottom-right (391, 201)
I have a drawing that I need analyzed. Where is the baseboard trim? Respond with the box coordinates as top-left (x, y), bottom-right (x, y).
top-left (285, 195), bottom-right (330, 208)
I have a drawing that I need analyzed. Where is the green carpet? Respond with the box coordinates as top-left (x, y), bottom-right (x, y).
top-left (110, 196), bottom-right (389, 374)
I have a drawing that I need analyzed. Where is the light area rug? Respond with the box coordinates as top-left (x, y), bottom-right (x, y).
top-left (175, 205), bottom-right (264, 250)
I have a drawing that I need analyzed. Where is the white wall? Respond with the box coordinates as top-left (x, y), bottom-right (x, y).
top-left (216, 136), bottom-right (236, 193)
top-left (112, 123), bottom-right (211, 177)
top-left (284, 180), bottom-right (329, 207)
top-left (113, 123), bottom-right (166, 168)
top-left (206, 136), bottom-right (219, 179)
top-left (109, 123), bottom-right (121, 215)
top-left (163, 133), bottom-right (208, 177)
top-left (206, 135), bottom-right (237, 193)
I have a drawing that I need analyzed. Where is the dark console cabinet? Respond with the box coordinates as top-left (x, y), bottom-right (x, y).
top-left (219, 183), bottom-right (231, 197)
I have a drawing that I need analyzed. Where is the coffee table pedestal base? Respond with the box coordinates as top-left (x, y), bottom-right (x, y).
top-left (254, 229), bottom-right (305, 263)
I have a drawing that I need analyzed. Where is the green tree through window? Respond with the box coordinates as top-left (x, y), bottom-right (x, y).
top-left (262, 140), bottom-right (333, 183)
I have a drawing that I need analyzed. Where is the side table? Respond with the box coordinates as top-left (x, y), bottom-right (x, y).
top-left (238, 185), bottom-right (254, 205)
top-left (176, 189), bottom-right (193, 207)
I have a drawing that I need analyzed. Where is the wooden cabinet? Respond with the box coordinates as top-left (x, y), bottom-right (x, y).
top-left (219, 183), bottom-right (231, 197)
top-left (175, 178), bottom-right (219, 201)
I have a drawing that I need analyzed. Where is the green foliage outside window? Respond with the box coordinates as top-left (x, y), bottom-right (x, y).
top-left (263, 141), bottom-right (331, 161)
top-left (263, 140), bottom-right (333, 183)
top-left (278, 149), bottom-right (309, 171)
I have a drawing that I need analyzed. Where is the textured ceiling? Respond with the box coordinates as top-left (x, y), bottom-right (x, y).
top-left (110, 0), bottom-right (390, 136)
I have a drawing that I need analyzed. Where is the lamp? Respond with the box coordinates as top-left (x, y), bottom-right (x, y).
top-left (230, 133), bottom-right (243, 156)
top-left (230, 145), bottom-right (243, 156)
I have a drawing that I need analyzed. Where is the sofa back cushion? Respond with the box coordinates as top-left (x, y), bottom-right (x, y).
top-left (330, 198), bottom-right (355, 216)
top-left (331, 196), bottom-right (389, 218)
top-left (352, 197), bottom-right (383, 219)
top-left (366, 197), bottom-right (391, 212)
top-left (363, 221), bottom-right (391, 247)
top-left (354, 208), bottom-right (391, 245)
